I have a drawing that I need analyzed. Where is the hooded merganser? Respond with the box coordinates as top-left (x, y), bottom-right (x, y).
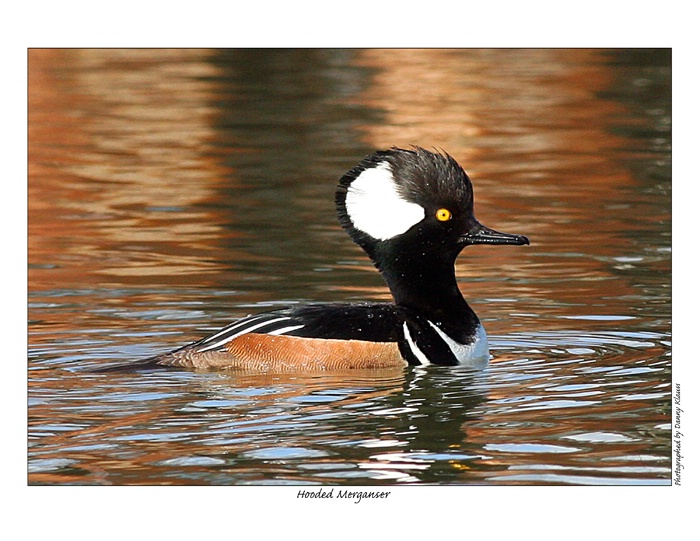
top-left (105, 147), bottom-right (529, 372)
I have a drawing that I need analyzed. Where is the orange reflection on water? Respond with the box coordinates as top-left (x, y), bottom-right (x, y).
top-left (28, 49), bottom-right (235, 289)
top-left (28, 367), bottom-right (407, 485)
top-left (353, 49), bottom-right (621, 175)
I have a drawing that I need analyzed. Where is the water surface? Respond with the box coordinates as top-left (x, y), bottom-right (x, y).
top-left (28, 48), bottom-right (671, 485)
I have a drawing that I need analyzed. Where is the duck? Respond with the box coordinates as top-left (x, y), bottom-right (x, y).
top-left (102, 147), bottom-right (529, 372)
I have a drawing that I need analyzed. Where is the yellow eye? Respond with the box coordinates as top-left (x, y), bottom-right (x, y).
top-left (435, 208), bottom-right (452, 222)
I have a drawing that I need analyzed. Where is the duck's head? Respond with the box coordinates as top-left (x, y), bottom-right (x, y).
top-left (336, 147), bottom-right (529, 268)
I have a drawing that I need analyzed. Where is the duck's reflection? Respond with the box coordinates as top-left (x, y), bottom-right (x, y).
top-left (191, 365), bottom-right (488, 483)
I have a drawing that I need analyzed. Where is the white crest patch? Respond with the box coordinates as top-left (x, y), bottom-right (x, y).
top-left (345, 162), bottom-right (425, 241)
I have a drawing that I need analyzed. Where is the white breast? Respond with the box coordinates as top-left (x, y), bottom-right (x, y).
top-left (429, 321), bottom-right (490, 368)
top-left (402, 320), bottom-right (490, 368)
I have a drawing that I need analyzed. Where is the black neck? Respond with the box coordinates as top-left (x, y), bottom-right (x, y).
top-left (372, 246), bottom-right (480, 337)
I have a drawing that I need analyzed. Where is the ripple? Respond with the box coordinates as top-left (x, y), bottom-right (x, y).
top-left (241, 447), bottom-right (330, 460)
top-left (561, 315), bottom-right (636, 321)
top-left (490, 473), bottom-right (669, 485)
top-left (28, 458), bottom-right (78, 473)
top-left (484, 443), bottom-right (581, 454)
top-left (498, 329), bottom-right (667, 351)
top-left (158, 456), bottom-right (227, 467)
top-left (564, 432), bottom-right (636, 443)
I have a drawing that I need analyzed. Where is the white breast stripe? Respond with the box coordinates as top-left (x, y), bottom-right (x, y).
top-left (402, 322), bottom-right (431, 366)
top-left (197, 316), bottom-right (294, 353)
top-left (428, 321), bottom-right (490, 366)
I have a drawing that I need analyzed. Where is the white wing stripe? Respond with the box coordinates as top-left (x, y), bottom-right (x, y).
top-left (197, 317), bottom-right (294, 352)
top-left (199, 314), bottom-right (271, 343)
top-left (268, 325), bottom-right (305, 336)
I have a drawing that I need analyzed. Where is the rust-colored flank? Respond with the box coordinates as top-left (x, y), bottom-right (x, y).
top-left (153, 333), bottom-right (408, 371)
top-left (221, 334), bottom-right (407, 371)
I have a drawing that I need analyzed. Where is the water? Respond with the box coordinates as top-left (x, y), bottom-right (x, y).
top-left (28, 49), bottom-right (671, 486)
